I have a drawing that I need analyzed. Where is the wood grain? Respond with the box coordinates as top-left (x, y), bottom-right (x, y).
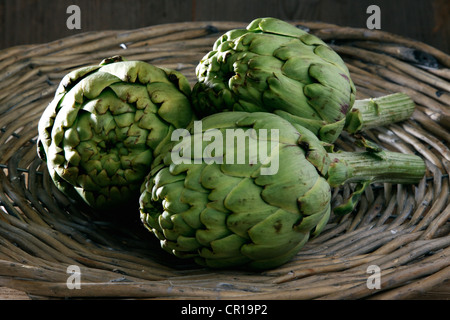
top-left (0, 286), bottom-right (31, 300)
top-left (0, 0), bottom-right (448, 53)
top-left (1, 282), bottom-right (448, 300)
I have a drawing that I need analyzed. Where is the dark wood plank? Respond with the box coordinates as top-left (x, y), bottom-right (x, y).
top-left (0, 0), bottom-right (448, 53)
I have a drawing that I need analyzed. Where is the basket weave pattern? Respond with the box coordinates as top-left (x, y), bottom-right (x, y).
top-left (0, 21), bottom-right (449, 299)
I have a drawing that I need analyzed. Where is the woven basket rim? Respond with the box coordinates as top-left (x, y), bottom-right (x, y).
top-left (0, 20), bottom-right (449, 300)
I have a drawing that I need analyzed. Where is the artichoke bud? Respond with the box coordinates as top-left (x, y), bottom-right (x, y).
top-left (141, 111), bottom-right (425, 269)
top-left (38, 56), bottom-right (195, 211)
top-left (192, 17), bottom-right (356, 143)
top-left (140, 112), bottom-right (332, 269)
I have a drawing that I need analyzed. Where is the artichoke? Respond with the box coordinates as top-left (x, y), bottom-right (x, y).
top-left (192, 17), bottom-right (415, 143)
top-left (139, 112), bottom-right (425, 269)
top-left (37, 56), bottom-right (194, 210)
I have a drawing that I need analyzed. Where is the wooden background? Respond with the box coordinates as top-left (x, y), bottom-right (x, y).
top-left (0, 0), bottom-right (449, 53)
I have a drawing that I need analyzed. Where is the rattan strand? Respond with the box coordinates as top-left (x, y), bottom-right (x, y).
top-left (0, 21), bottom-right (448, 299)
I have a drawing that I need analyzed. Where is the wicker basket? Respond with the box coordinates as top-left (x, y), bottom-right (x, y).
top-left (0, 21), bottom-right (449, 300)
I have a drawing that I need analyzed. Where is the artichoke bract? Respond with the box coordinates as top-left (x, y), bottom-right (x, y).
top-left (139, 112), bottom-right (425, 269)
top-left (192, 18), bottom-right (417, 143)
top-left (37, 56), bottom-right (194, 210)
top-left (192, 17), bottom-right (357, 143)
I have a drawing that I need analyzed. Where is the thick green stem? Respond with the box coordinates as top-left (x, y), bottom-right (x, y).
top-left (344, 93), bottom-right (416, 134)
top-left (326, 150), bottom-right (426, 187)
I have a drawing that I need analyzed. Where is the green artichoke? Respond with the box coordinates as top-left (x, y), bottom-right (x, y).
top-left (139, 112), bottom-right (425, 269)
top-left (37, 56), bottom-right (194, 210)
top-left (192, 17), bottom-right (415, 143)
top-left (192, 17), bottom-right (356, 143)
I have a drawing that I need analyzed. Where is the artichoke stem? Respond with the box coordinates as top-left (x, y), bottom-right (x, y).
top-left (344, 93), bottom-right (416, 134)
top-left (326, 150), bottom-right (426, 187)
